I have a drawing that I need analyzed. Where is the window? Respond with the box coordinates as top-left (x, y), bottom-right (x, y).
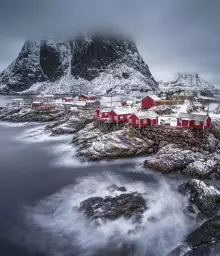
top-left (129, 118), bottom-right (132, 123)
top-left (120, 116), bottom-right (123, 120)
top-left (114, 116), bottom-right (118, 121)
top-left (136, 120), bottom-right (139, 125)
top-left (143, 119), bottom-right (146, 124)
top-left (109, 116), bottom-right (112, 121)
top-left (194, 120), bottom-right (200, 125)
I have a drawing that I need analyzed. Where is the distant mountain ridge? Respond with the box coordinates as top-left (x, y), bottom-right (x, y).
top-left (0, 33), bottom-right (158, 95)
top-left (158, 72), bottom-right (216, 96)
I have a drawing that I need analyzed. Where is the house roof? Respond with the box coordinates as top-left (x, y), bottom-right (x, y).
top-left (112, 107), bottom-right (134, 115)
top-left (148, 95), bottom-right (161, 101)
top-left (133, 111), bottom-right (158, 119)
top-left (131, 91), bottom-right (153, 97)
top-left (101, 108), bottom-right (112, 113)
top-left (177, 112), bottom-right (209, 121)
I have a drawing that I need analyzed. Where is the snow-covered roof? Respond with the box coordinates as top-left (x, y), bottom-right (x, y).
top-left (112, 108), bottom-right (134, 115)
top-left (42, 94), bottom-right (55, 98)
top-left (86, 100), bottom-right (97, 103)
top-left (148, 95), bottom-right (161, 101)
top-left (177, 112), bottom-right (209, 121)
top-left (63, 102), bottom-right (73, 105)
top-left (13, 98), bottom-right (24, 102)
top-left (134, 110), bottom-right (158, 119)
top-left (131, 91), bottom-right (153, 97)
top-left (73, 101), bottom-right (86, 106)
top-left (32, 101), bottom-right (42, 104)
top-left (101, 108), bottom-right (112, 113)
top-left (63, 97), bottom-right (73, 100)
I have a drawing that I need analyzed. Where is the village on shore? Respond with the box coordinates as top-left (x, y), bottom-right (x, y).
top-left (5, 89), bottom-right (214, 133)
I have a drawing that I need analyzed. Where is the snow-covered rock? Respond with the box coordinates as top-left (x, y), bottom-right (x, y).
top-left (178, 179), bottom-right (220, 217)
top-left (158, 72), bottom-right (215, 96)
top-left (144, 144), bottom-right (206, 173)
top-left (72, 124), bottom-right (154, 160)
top-left (182, 159), bottom-right (218, 179)
top-left (0, 106), bottom-right (65, 122)
top-left (0, 32), bottom-right (158, 95)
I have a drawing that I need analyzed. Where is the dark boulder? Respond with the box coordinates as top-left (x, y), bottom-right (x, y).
top-left (78, 192), bottom-right (147, 223)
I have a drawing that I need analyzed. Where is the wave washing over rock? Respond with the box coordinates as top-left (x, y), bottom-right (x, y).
top-left (8, 172), bottom-right (194, 256)
top-left (0, 32), bottom-right (158, 95)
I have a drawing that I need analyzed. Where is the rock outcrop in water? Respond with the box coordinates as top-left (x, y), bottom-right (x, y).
top-left (0, 106), bottom-right (65, 122)
top-left (169, 216), bottom-right (220, 256)
top-left (78, 186), bottom-right (147, 223)
top-left (178, 179), bottom-right (220, 218)
top-left (0, 32), bottom-right (158, 95)
top-left (72, 123), bottom-right (154, 160)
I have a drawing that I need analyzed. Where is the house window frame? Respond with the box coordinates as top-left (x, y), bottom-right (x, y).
top-left (194, 120), bottom-right (200, 125)
top-left (120, 115), bottom-right (123, 120)
top-left (114, 116), bottom-right (118, 121)
top-left (136, 120), bottom-right (139, 125)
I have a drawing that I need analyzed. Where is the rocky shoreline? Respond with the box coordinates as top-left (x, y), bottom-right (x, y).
top-left (2, 105), bottom-right (220, 255)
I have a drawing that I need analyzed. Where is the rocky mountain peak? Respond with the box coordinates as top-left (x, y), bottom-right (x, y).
top-left (0, 32), bottom-right (158, 95)
top-left (158, 72), bottom-right (215, 96)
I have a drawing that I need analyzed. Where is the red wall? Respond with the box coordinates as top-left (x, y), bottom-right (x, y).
top-left (141, 97), bottom-right (155, 109)
top-left (177, 117), bottom-right (211, 129)
top-left (128, 114), bottom-right (158, 127)
top-left (63, 98), bottom-right (73, 102)
top-left (101, 111), bottom-right (109, 119)
top-left (94, 109), bottom-right (100, 120)
top-left (177, 119), bottom-right (190, 128)
top-left (109, 111), bottom-right (131, 123)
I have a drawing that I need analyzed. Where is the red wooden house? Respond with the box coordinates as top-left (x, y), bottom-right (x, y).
top-left (79, 95), bottom-right (97, 101)
top-left (94, 108), bottom-right (111, 121)
top-left (63, 97), bottom-right (73, 102)
top-left (108, 108), bottom-right (134, 124)
top-left (141, 95), bottom-right (161, 109)
top-left (128, 111), bottom-right (158, 128)
top-left (32, 101), bottom-right (43, 108)
top-left (176, 112), bottom-right (211, 129)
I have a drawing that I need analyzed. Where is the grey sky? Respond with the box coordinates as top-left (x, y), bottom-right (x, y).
top-left (0, 0), bottom-right (220, 86)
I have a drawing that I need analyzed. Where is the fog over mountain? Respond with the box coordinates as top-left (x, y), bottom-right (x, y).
top-left (0, 0), bottom-right (220, 87)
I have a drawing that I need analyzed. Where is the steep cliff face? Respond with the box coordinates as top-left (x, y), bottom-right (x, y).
top-left (0, 34), bottom-right (158, 95)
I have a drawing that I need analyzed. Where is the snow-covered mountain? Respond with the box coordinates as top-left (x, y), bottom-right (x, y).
top-left (158, 73), bottom-right (216, 96)
top-left (0, 33), bottom-right (158, 95)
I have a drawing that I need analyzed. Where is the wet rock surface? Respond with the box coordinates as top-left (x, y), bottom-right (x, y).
top-left (184, 216), bottom-right (220, 256)
top-left (178, 179), bottom-right (220, 217)
top-left (0, 107), bottom-right (65, 122)
top-left (72, 123), bottom-right (154, 160)
top-left (78, 190), bottom-right (147, 223)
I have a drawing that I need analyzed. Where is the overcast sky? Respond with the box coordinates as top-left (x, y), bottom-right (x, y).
top-left (0, 0), bottom-right (220, 86)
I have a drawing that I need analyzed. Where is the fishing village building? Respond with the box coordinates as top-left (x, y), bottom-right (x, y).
top-left (176, 112), bottom-right (211, 129)
top-left (128, 111), bottom-right (158, 128)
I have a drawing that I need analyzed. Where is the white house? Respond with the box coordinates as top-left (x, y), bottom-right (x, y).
top-left (100, 96), bottom-right (122, 107)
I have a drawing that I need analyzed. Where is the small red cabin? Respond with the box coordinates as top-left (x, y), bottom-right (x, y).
top-left (176, 113), bottom-right (211, 129)
top-left (63, 97), bottom-right (73, 102)
top-left (128, 111), bottom-right (158, 128)
top-left (79, 95), bottom-right (89, 101)
top-left (141, 95), bottom-right (161, 109)
top-left (94, 108), bottom-right (111, 121)
top-left (79, 95), bottom-right (97, 101)
top-left (32, 101), bottom-right (43, 108)
top-left (108, 108), bottom-right (134, 123)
